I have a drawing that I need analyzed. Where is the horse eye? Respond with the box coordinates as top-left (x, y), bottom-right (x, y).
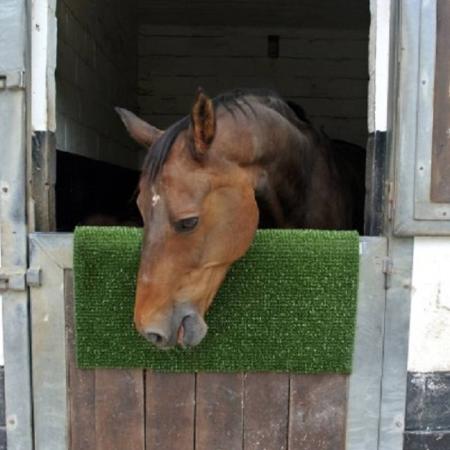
top-left (174, 217), bottom-right (199, 233)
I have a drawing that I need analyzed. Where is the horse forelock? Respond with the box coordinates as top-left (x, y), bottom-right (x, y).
top-left (141, 115), bottom-right (191, 187)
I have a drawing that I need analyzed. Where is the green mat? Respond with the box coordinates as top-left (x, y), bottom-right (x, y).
top-left (74, 227), bottom-right (359, 372)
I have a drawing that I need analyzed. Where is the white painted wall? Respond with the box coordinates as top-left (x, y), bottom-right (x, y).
top-left (368, 0), bottom-right (391, 133)
top-left (32, 0), bottom-right (57, 132)
top-left (408, 237), bottom-right (450, 372)
top-left (138, 25), bottom-right (369, 146)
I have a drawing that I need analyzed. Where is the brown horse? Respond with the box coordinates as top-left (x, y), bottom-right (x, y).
top-left (116, 88), bottom-right (365, 349)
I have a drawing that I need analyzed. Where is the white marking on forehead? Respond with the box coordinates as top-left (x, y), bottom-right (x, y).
top-left (141, 273), bottom-right (151, 285)
top-left (151, 188), bottom-right (160, 207)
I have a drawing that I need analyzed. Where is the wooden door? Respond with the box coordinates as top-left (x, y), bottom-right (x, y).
top-left (28, 234), bottom-right (386, 450)
top-left (66, 271), bottom-right (348, 450)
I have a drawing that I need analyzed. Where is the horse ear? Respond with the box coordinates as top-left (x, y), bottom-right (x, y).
top-left (190, 88), bottom-right (216, 154)
top-left (115, 107), bottom-right (163, 148)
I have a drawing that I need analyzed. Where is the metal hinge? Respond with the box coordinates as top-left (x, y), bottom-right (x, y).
top-left (0, 71), bottom-right (26, 90)
top-left (0, 267), bottom-right (42, 292)
top-left (382, 257), bottom-right (393, 290)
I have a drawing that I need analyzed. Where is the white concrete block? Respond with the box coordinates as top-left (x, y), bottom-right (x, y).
top-left (408, 237), bottom-right (450, 372)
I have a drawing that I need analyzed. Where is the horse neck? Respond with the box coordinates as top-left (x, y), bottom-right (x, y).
top-left (236, 111), bottom-right (340, 229)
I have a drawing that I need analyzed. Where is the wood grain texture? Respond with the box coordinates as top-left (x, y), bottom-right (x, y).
top-left (196, 373), bottom-right (244, 450)
top-left (146, 372), bottom-right (195, 450)
top-left (288, 374), bottom-right (348, 450)
top-left (66, 273), bottom-right (350, 450)
top-left (431, 0), bottom-right (450, 203)
top-left (243, 373), bottom-right (289, 450)
top-left (66, 271), bottom-right (145, 450)
top-left (65, 271), bottom-right (96, 450)
top-left (95, 369), bottom-right (145, 450)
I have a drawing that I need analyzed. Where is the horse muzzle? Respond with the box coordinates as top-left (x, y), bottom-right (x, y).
top-left (139, 303), bottom-right (208, 349)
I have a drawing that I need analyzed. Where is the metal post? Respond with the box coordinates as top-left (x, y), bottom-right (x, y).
top-left (0, 1), bottom-right (33, 449)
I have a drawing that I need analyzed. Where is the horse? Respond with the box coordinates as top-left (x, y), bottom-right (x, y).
top-left (116, 88), bottom-right (365, 349)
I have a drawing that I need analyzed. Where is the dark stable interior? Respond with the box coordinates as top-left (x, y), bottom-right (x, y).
top-left (56, 151), bottom-right (142, 231)
top-left (55, 0), bottom-right (370, 232)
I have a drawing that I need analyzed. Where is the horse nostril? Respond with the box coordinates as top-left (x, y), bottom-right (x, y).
top-left (145, 332), bottom-right (167, 347)
top-left (177, 312), bottom-right (208, 347)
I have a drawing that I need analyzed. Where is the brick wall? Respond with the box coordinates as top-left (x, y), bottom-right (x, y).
top-left (55, 5), bottom-right (369, 164)
top-left (138, 26), bottom-right (368, 146)
top-left (56, 0), bottom-right (144, 169)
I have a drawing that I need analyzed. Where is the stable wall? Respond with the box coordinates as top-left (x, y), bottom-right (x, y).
top-left (52, 0), bottom-right (369, 226)
top-left (138, 25), bottom-right (368, 146)
top-left (55, 0), bottom-right (144, 169)
top-left (54, 0), bottom-right (369, 165)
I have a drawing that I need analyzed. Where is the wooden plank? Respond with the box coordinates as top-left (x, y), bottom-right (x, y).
top-left (146, 372), bottom-right (195, 449)
top-left (243, 373), bottom-right (289, 450)
top-left (65, 271), bottom-right (96, 450)
top-left (95, 369), bottom-right (145, 450)
top-left (195, 373), bottom-right (244, 450)
top-left (66, 273), bottom-right (146, 450)
top-left (431, 0), bottom-right (450, 203)
top-left (288, 374), bottom-right (348, 450)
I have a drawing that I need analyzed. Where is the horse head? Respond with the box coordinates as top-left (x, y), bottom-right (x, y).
top-left (116, 89), bottom-right (259, 348)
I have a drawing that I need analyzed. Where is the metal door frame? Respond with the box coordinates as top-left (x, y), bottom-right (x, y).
top-left (0, 1), bottom-right (33, 450)
top-left (392, 0), bottom-right (450, 235)
top-left (1, 1), bottom-right (418, 449)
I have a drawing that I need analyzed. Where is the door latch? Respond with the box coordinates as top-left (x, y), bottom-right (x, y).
top-left (0, 267), bottom-right (42, 292)
top-left (0, 269), bottom-right (26, 291)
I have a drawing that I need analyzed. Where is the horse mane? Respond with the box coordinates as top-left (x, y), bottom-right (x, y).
top-left (141, 115), bottom-right (191, 185)
top-left (141, 89), bottom-right (317, 185)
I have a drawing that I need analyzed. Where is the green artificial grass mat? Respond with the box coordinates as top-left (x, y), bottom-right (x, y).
top-left (74, 227), bottom-right (359, 372)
